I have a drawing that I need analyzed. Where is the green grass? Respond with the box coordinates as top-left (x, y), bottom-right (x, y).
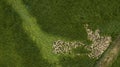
top-left (22, 0), bottom-right (120, 66)
top-left (112, 52), bottom-right (120, 67)
top-left (0, 1), bottom-right (52, 67)
top-left (59, 55), bottom-right (95, 67)
top-left (0, 0), bottom-right (120, 67)
top-left (23, 0), bottom-right (120, 39)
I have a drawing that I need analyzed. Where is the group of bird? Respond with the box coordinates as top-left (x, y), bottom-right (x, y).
top-left (52, 24), bottom-right (112, 59)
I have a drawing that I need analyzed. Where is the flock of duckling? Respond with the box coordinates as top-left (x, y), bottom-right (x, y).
top-left (52, 24), bottom-right (112, 59)
top-left (84, 24), bottom-right (112, 59)
top-left (52, 40), bottom-right (85, 54)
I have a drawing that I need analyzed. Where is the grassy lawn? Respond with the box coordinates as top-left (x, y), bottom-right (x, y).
top-left (0, 0), bottom-right (120, 67)
top-left (112, 52), bottom-right (120, 67)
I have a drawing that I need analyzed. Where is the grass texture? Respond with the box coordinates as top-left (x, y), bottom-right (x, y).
top-left (0, 0), bottom-right (120, 67)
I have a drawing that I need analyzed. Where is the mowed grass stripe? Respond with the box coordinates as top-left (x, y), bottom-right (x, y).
top-left (6, 0), bottom-right (59, 63)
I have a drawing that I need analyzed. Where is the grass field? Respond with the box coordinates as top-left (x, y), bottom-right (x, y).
top-left (0, 0), bottom-right (120, 67)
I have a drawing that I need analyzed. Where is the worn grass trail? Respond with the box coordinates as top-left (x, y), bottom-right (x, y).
top-left (6, 0), bottom-right (60, 63)
top-left (95, 36), bottom-right (120, 67)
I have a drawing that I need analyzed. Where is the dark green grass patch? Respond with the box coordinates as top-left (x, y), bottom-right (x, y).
top-left (59, 55), bottom-right (96, 67)
top-left (0, 1), bottom-right (52, 67)
top-left (72, 46), bottom-right (90, 54)
top-left (0, 1), bottom-right (22, 67)
top-left (111, 52), bottom-right (120, 67)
